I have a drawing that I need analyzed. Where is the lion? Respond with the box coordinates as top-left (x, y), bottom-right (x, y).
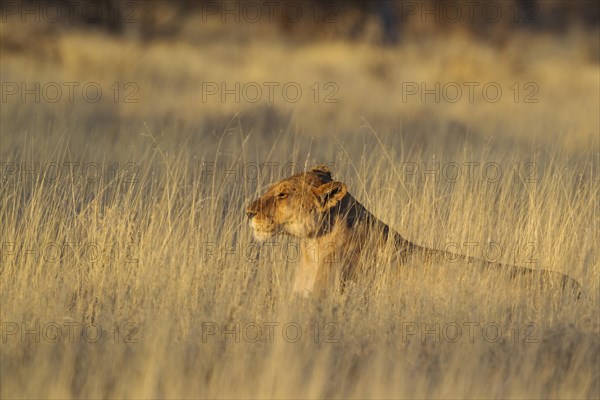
top-left (246, 165), bottom-right (582, 300)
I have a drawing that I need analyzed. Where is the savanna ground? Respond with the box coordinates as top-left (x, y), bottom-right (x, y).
top-left (1, 1), bottom-right (599, 398)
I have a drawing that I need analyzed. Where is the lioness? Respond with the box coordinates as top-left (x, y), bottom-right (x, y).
top-left (246, 165), bottom-right (582, 300)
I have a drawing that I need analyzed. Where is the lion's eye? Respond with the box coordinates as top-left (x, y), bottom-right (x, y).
top-left (276, 192), bottom-right (287, 199)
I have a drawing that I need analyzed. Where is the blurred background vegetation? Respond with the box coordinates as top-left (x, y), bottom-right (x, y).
top-left (2, 1), bottom-right (598, 159)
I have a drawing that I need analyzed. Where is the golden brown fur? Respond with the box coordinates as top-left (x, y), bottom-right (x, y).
top-left (246, 165), bottom-right (582, 300)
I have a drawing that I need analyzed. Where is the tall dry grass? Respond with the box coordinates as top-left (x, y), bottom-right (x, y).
top-left (1, 16), bottom-right (599, 399)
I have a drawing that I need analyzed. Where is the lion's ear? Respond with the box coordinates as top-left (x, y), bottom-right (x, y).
top-left (310, 165), bottom-right (332, 181)
top-left (311, 165), bottom-right (331, 174)
top-left (313, 181), bottom-right (347, 211)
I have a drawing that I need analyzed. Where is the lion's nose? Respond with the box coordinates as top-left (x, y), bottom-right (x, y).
top-left (246, 209), bottom-right (257, 219)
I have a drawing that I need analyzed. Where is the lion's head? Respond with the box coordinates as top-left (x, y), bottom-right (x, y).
top-left (246, 165), bottom-right (347, 241)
